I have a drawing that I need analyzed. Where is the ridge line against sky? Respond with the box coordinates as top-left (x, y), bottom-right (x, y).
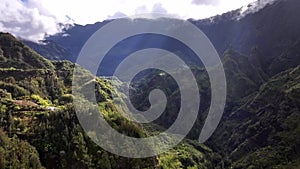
top-left (0, 0), bottom-right (276, 42)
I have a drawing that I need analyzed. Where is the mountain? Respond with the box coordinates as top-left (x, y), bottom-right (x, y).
top-left (24, 21), bottom-right (111, 63)
top-left (0, 33), bottom-right (221, 168)
top-left (23, 40), bottom-right (73, 61)
top-left (0, 33), bottom-right (54, 70)
top-left (121, 49), bottom-right (300, 168)
top-left (1, 0), bottom-right (300, 168)
top-left (192, 0), bottom-right (300, 76)
top-left (210, 65), bottom-right (300, 168)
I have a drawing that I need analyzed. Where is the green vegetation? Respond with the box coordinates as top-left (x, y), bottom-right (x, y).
top-left (209, 65), bottom-right (300, 168)
top-left (126, 49), bottom-right (300, 168)
top-left (0, 33), bottom-right (219, 168)
top-left (0, 33), bottom-right (54, 70)
top-left (158, 141), bottom-right (212, 169)
top-left (0, 129), bottom-right (44, 169)
top-left (31, 94), bottom-right (52, 106)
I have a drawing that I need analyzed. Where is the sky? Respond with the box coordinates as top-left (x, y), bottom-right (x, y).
top-left (0, 0), bottom-right (274, 42)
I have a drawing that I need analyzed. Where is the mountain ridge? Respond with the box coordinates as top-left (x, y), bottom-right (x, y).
top-left (23, 0), bottom-right (300, 78)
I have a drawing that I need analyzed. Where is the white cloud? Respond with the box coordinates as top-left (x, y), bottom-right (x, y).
top-left (107, 12), bottom-right (128, 20)
top-left (152, 3), bottom-right (168, 14)
top-left (0, 0), bottom-right (69, 42)
top-left (135, 5), bottom-right (149, 15)
top-left (192, 0), bottom-right (220, 5)
top-left (0, 0), bottom-right (266, 41)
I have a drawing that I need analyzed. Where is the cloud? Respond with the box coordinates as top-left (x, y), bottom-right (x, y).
top-left (152, 3), bottom-right (168, 14)
top-left (107, 12), bottom-right (127, 20)
top-left (0, 0), bottom-right (69, 42)
top-left (135, 6), bottom-right (148, 14)
top-left (134, 3), bottom-right (168, 15)
top-left (192, 0), bottom-right (220, 5)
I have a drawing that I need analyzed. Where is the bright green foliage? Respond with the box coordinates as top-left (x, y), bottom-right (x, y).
top-left (30, 94), bottom-right (51, 106)
top-left (31, 94), bottom-right (52, 106)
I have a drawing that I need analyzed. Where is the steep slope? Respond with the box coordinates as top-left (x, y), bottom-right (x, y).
top-left (0, 129), bottom-right (44, 169)
top-left (125, 49), bottom-right (271, 138)
top-left (0, 32), bottom-right (157, 168)
top-left (222, 50), bottom-right (268, 101)
top-left (209, 65), bottom-right (300, 168)
top-left (0, 33), bottom-right (54, 70)
top-left (122, 46), bottom-right (300, 168)
top-left (0, 33), bottom-right (62, 100)
top-left (0, 33), bottom-right (219, 168)
top-left (193, 0), bottom-right (300, 59)
top-left (23, 40), bottom-right (73, 61)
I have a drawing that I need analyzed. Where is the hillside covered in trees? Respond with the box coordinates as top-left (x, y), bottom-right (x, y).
top-left (0, 32), bottom-right (221, 169)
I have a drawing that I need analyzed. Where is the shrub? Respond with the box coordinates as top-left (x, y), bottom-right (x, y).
top-left (31, 94), bottom-right (51, 106)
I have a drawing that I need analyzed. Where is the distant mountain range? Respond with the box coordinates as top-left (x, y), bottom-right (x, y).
top-left (24, 0), bottom-right (300, 77)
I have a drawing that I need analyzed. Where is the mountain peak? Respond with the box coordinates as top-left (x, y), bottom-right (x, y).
top-left (238, 0), bottom-right (279, 19)
top-left (0, 32), bottom-right (54, 70)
